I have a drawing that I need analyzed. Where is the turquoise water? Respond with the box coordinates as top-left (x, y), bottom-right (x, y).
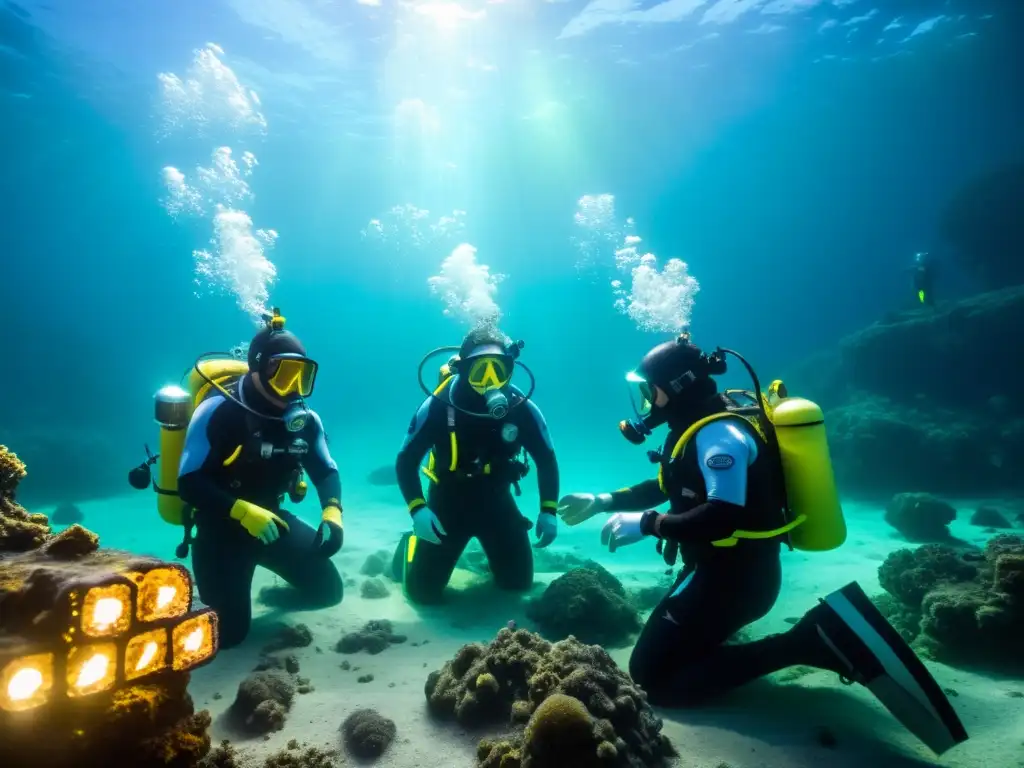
top-left (3, 0), bottom-right (1024, 765)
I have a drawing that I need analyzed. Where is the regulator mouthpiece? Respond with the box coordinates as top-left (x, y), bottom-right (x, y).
top-left (619, 418), bottom-right (651, 445)
top-left (485, 389), bottom-right (509, 420)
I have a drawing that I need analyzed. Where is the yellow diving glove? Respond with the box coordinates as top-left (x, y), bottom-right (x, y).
top-left (230, 499), bottom-right (290, 544)
top-left (313, 502), bottom-right (344, 558)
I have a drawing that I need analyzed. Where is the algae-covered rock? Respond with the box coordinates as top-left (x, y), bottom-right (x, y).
top-left (341, 708), bottom-right (397, 759)
top-left (230, 671), bottom-right (296, 734)
top-left (884, 493), bottom-right (957, 542)
top-left (877, 534), bottom-right (1024, 670)
top-left (525, 562), bottom-right (641, 647)
top-left (335, 619), bottom-right (406, 654)
top-left (425, 627), bottom-right (674, 766)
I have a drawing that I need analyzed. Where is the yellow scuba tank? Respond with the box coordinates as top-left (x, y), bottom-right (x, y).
top-left (767, 383), bottom-right (846, 552)
top-left (153, 358), bottom-right (249, 525)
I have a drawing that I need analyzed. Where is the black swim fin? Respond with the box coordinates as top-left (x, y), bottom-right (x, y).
top-left (816, 581), bottom-right (968, 755)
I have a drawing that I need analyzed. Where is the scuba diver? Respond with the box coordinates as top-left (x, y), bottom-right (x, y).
top-left (129, 309), bottom-right (344, 649)
top-left (557, 334), bottom-right (968, 756)
top-left (390, 325), bottom-right (560, 604)
top-left (910, 251), bottom-right (935, 307)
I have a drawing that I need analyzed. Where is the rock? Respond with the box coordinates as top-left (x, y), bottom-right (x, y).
top-left (366, 465), bottom-right (398, 486)
top-left (50, 501), bottom-right (84, 525)
top-left (261, 623), bottom-right (313, 653)
top-left (360, 551), bottom-right (388, 577)
top-left (884, 493), bottom-right (956, 542)
top-left (877, 534), bottom-right (1024, 670)
top-left (341, 709), bottom-right (397, 759)
top-left (230, 671), bottom-right (296, 734)
top-left (427, 628), bottom-right (674, 766)
top-left (360, 577), bottom-right (390, 599)
top-left (254, 654), bottom-right (301, 675)
top-left (783, 285), bottom-right (1024, 497)
top-left (971, 505), bottom-right (1013, 529)
top-left (335, 620), bottom-right (407, 654)
top-left (525, 562), bottom-right (642, 647)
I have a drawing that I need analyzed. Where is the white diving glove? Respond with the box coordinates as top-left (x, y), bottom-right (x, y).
top-left (600, 512), bottom-right (648, 553)
top-left (534, 513), bottom-right (558, 548)
top-left (411, 506), bottom-right (447, 545)
top-left (557, 492), bottom-right (613, 526)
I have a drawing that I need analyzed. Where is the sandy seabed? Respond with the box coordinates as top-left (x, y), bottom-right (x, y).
top-left (58, 488), bottom-right (1024, 768)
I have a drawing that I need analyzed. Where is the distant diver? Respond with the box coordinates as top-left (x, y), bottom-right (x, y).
top-left (910, 250), bottom-right (935, 307)
top-left (558, 334), bottom-right (968, 756)
top-left (390, 325), bottom-right (560, 604)
top-left (129, 308), bottom-right (344, 648)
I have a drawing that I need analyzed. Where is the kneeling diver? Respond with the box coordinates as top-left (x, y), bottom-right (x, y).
top-left (134, 310), bottom-right (345, 649)
top-left (558, 334), bottom-right (968, 756)
top-left (391, 326), bottom-right (560, 604)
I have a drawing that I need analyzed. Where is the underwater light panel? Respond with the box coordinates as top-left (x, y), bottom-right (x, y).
top-left (171, 610), bottom-right (218, 672)
top-left (124, 628), bottom-right (169, 682)
top-left (81, 583), bottom-right (132, 638)
top-left (133, 566), bottom-right (191, 622)
top-left (66, 643), bottom-right (118, 698)
top-left (0, 653), bottom-right (54, 712)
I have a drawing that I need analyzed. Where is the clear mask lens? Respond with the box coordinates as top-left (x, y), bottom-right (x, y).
top-left (625, 371), bottom-right (653, 418)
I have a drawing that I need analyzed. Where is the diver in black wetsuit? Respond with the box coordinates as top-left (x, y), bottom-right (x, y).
top-left (391, 326), bottom-right (560, 604)
top-left (911, 251), bottom-right (935, 307)
top-left (558, 335), bottom-right (968, 755)
top-left (178, 313), bottom-right (344, 648)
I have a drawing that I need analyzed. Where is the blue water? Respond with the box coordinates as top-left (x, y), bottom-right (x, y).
top-left (2, 0), bottom-right (1023, 765)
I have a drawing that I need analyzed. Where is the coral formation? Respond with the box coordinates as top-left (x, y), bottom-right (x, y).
top-left (229, 670), bottom-right (296, 735)
top-left (202, 740), bottom-right (340, 768)
top-left (0, 444), bottom-right (213, 767)
top-left (360, 577), bottom-right (390, 599)
top-left (877, 534), bottom-right (1024, 669)
top-left (335, 620), bottom-right (407, 654)
top-left (784, 285), bottom-right (1024, 497)
top-left (50, 501), bottom-right (84, 526)
top-left (525, 562), bottom-right (642, 647)
top-left (261, 623), bottom-right (313, 654)
top-left (426, 627), bottom-right (674, 766)
top-left (341, 708), bottom-right (397, 759)
top-left (883, 493), bottom-right (956, 542)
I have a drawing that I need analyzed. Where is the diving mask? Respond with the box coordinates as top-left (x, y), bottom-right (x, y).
top-left (465, 354), bottom-right (513, 395)
top-left (265, 354), bottom-right (318, 398)
top-left (619, 370), bottom-right (664, 445)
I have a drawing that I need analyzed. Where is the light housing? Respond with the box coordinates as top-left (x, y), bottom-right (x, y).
top-left (66, 644), bottom-right (118, 698)
top-left (81, 583), bottom-right (133, 638)
top-left (171, 609), bottom-right (218, 672)
top-left (0, 652), bottom-right (54, 713)
top-left (124, 628), bottom-right (170, 681)
top-left (130, 565), bottom-right (191, 622)
top-left (0, 560), bottom-right (216, 714)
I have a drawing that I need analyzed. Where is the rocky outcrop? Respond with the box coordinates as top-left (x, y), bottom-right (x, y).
top-left (787, 285), bottom-right (1024, 497)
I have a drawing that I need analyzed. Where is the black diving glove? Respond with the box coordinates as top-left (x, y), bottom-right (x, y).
top-left (313, 504), bottom-right (344, 558)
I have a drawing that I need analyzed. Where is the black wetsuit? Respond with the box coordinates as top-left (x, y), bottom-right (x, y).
top-left (178, 377), bottom-right (343, 648)
top-left (913, 263), bottom-right (934, 306)
top-left (393, 379), bottom-right (559, 604)
top-left (610, 408), bottom-right (841, 706)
